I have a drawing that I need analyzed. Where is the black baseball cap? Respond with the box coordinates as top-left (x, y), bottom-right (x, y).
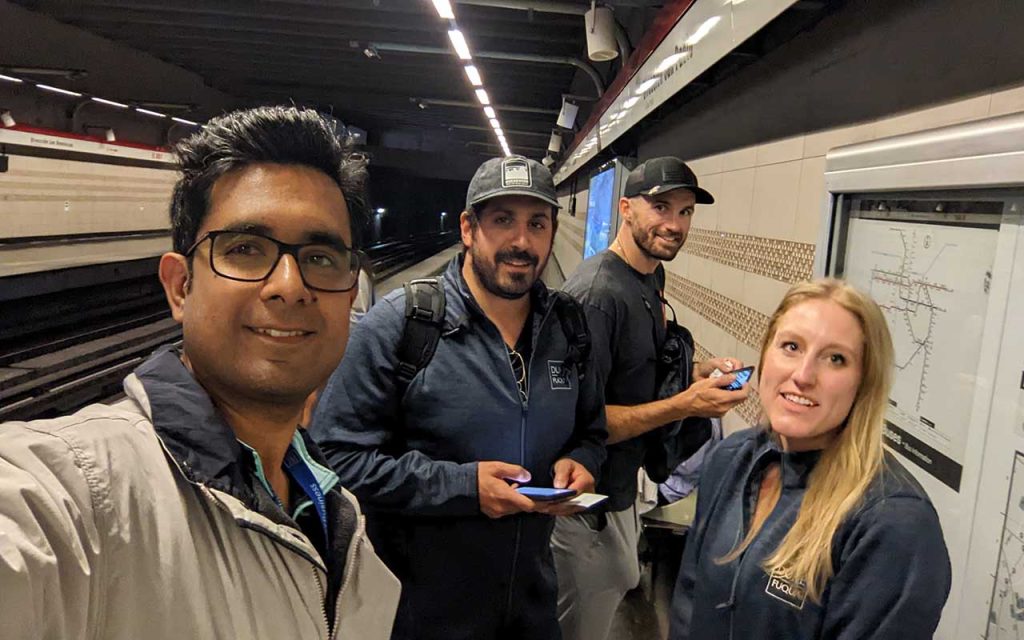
top-left (622, 156), bottom-right (714, 204)
top-left (466, 155), bottom-right (560, 211)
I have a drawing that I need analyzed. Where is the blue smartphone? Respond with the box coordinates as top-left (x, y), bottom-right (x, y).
top-left (724, 366), bottom-right (755, 391)
top-left (516, 487), bottom-right (577, 502)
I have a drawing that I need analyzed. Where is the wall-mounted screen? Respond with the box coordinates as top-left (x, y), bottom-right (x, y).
top-left (583, 163), bottom-right (620, 258)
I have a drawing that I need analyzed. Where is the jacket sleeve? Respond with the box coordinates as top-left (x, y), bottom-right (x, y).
top-left (310, 296), bottom-right (480, 517)
top-left (0, 424), bottom-right (104, 639)
top-left (820, 496), bottom-right (951, 639)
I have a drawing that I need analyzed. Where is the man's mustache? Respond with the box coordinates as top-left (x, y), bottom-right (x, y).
top-left (496, 249), bottom-right (539, 266)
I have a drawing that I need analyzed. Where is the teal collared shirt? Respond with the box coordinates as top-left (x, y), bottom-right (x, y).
top-left (241, 431), bottom-right (340, 522)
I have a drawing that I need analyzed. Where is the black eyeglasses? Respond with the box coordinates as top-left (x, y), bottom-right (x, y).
top-left (185, 230), bottom-right (363, 293)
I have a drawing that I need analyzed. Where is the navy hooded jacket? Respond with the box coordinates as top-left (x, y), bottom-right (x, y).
top-left (311, 255), bottom-right (607, 640)
top-left (670, 428), bottom-right (950, 640)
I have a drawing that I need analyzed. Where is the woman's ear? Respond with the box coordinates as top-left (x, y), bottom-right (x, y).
top-left (159, 253), bottom-right (190, 322)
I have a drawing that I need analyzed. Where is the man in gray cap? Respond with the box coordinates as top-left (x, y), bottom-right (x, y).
top-left (552, 156), bottom-right (749, 640)
top-left (310, 155), bottom-right (607, 640)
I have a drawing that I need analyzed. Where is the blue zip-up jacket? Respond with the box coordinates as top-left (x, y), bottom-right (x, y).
top-left (311, 255), bottom-right (607, 640)
top-left (670, 428), bottom-right (950, 640)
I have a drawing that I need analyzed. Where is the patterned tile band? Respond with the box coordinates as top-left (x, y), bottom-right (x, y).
top-left (665, 273), bottom-right (770, 351)
top-left (683, 228), bottom-right (815, 284)
top-left (693, 340), bottom-right (763, 426)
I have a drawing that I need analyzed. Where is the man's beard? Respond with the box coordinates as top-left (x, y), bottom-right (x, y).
top-left (633, 223), bottom-right (685, 261)
top-left (470, 244), bottom-right (547, 300)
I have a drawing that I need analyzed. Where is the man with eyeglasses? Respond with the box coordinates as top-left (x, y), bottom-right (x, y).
top-left (310, 156), bottom-right (608, 640)
top-left (0, 106), bottom-right (399, 639)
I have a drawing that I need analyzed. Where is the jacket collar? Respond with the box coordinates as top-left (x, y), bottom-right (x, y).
top-left (752, 429), bottom-right (824, 489)
top-left (126, 346), bottom-right (337, 509)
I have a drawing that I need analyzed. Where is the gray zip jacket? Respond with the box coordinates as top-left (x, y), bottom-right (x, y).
top-left (0, 347), bottom-right (400, 639)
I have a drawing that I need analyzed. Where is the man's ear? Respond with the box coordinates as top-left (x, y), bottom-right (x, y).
top-left (459, 210), bottom-right (474, 248)
top-left (159, 253), bottom-right (190, 323)
top-left (618, 196), bottom-right (633, 225)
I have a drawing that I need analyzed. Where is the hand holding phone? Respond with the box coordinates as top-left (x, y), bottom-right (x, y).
top-left (711, 365), bottom-right (755, 391)
top-left (516, 487), bottom-right (577, 502)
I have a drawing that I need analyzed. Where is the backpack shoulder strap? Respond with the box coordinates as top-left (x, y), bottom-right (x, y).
top-left (551, 290), bottom-right (591, 380)
top-left (395, 277), bottom-right (446, 393)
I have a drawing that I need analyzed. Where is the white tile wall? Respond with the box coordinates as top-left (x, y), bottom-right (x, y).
top-left (554, 81), bottom-right (1024, 430)
top-left (0, 155), bottom-right (176, 238)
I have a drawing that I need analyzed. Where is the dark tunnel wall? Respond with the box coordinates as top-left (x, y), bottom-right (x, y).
top-left (365, 166), bottom-right (468, 244)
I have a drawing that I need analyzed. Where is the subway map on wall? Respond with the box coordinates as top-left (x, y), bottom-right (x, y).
top-left (842, 217), bottom-right (998, 492)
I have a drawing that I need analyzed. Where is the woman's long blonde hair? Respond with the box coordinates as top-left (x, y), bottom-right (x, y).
top-left (719, 278), bottom-right (895, 602)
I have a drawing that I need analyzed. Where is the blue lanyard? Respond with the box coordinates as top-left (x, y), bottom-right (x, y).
top-left (283, 447), bottom-right (329, 542)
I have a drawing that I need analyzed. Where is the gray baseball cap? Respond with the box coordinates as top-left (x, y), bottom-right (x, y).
top-left (466, 155), bottom-right (560, 211)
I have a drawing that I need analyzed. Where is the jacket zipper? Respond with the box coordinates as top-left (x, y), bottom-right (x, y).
top-left (312, 567), bottom-right (331, 640)
top-left (154, 438), bottom-right (334, 638)
top-left (333, 514), bottom-right (367, 638)
top-left (498, 300), bottom-right (555, 624)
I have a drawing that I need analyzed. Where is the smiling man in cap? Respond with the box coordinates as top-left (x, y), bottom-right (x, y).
top-left (311, 155), bottom-right (607, 640)
top-left (552, 156), bottom-right (749, 640)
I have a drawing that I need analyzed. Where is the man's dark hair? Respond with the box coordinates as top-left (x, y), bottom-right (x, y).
top-left (170, 105), bottom-right (368, 255)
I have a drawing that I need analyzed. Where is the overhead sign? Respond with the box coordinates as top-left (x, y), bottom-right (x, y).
top-left (0, 126), bottom-right (175, 164)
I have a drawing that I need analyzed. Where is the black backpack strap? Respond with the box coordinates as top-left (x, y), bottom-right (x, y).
top-left (395, 278), bottom-right (446, 393)
top-left (552, 291), bottom-right (591, 380)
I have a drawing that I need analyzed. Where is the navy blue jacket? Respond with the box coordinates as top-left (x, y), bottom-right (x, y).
top-left (311, 256), bottom-right (607, 640)
top-left (670, 428), bottom-right (950, 640)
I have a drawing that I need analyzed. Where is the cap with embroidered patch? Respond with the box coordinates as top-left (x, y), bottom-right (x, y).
top-left (466, 155), bottom-right (560, 211)
top-left (622, 156), bottom-right (714, 204)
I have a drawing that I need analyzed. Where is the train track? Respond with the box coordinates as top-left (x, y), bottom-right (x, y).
top-left (0, 232), bottom-right (458, 422)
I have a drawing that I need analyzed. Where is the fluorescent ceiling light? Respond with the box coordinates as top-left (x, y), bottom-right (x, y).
top-left (654, 51), bottom-right (692, 74)
top-left (172, 117), bottom-right (198, 126)
top-left (622, 96), bottom-right (640, 109)
top-left (483, 106), bottom-right (496, 119)
top-left (475, 89), bottom-right (490, 105)
top-left (489, 118), bottom-right (500, 128)
top-left (432, 0), bottom-right (455, 19)
top-left (448, 30), bottom-right (472, 60)
top-left (685, 16), bottom-right (722, 47)
top-left (135, 107), bottom-right (166, 118)
top-left (464, 65), bottom-right (482, 86)
top-left (36, 83), bottom-right (82, 97)
top-left (92, 97), bottom-right (128, 109)
top-left (0, 74), bottom-right (23, 83)
top-left (634, 78), bottom-right (658, 95)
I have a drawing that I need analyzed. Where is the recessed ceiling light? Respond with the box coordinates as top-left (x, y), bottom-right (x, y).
top-left (448, 30), bottom-right (472, 60)
top-left (432, 0), bottom-right (455, 19)
top-left (464, 65), bottom-right (482, 86)
top-left (36, 83), bottom-right (82, 97)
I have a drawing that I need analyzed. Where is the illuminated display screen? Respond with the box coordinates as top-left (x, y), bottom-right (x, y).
top-left (584, 166), bottom-right (616, 258)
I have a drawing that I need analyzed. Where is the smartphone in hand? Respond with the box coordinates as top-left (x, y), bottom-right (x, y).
top-left (711, 365), bottom-right (755, 390)
top-left (516, 487), bottom-right (577, 502)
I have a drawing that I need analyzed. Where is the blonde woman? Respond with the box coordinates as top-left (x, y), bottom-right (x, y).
top-left (669, 279), bottom-right (950, 639)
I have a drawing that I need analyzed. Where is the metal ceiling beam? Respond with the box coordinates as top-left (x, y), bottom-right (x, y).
top-left (467, 140), bottom-right (548, 153)
top-left (416, 98), bottom-right (559, 115)
top-left (448, 124), bottom-right (551, 137)
top-left (369, 42), bottom-right (603, 97)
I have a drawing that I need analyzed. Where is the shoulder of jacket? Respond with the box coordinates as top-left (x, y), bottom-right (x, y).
top-left (1, 403), bottom-right (157, 512)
